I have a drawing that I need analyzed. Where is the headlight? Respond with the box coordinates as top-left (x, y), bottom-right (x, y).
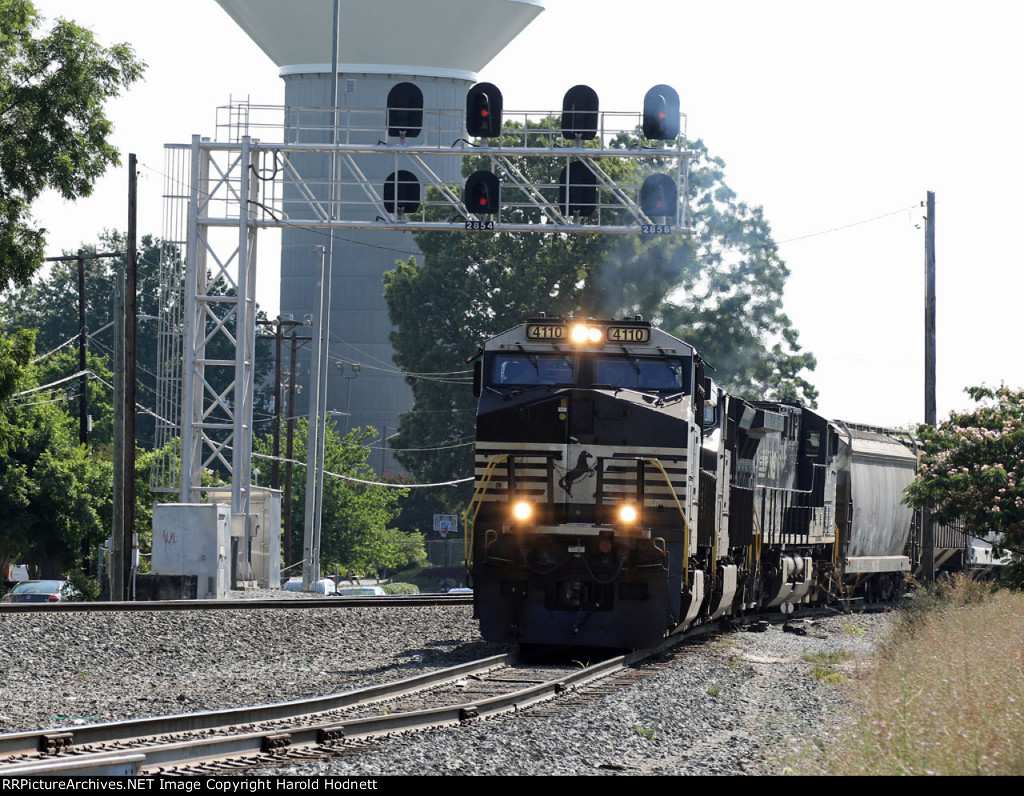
top-left (512, 501), bottom-right (532, 521)
top-left (618, 504), bottom-right (638, 524)
top-left (570, 324), bottom-right (604, 344)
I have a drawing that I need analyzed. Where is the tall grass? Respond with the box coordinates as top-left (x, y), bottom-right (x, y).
top-left (789, 576), bottom-right (1024, 775)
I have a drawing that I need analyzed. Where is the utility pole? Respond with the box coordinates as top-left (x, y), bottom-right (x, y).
top-left (257, 317), bottom-right (310, 570)
top-left (124, 153), bottom-right (139, 600)
top-left (77, 250), bottom-right (87, 446)
top-left (922, 190), bottom-right (936, 584)
top-left (285, 336), bottom-right (298, 568)
top-left (925, 191), bottom-right (936, 427)
top-left (256, 316), bottom-right (306, 489)
top-left (111, 266), bottom-right (125, 601)
top-left (43, 250), bottom-right (119, 446)
top-left (283, 329), bottom-right (310, 568)
top-left (112, 154), bottom-right (139, 601)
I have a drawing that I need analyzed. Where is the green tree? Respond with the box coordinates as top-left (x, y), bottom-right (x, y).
top-left (0, 0), bottom-right (144, 292)
top-left (30, 347), bottom-right (115, 446)
top-left (1, 232), bottom-right (169, 448)
top-left (0, 231), bottom-right (275, 451)
top-left (255, 422), bottom-right (420, 576)
top-left (383, 136), bottom-right (816, 490)
top-left (0, 328), bottom-right (159, 584)
top-left (0, 330), bottom-right (106, 579)
top-left (904, 385), bottom-right (1024, 556)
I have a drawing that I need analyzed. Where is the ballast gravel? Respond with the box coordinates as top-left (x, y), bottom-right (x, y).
top-left (0, 594), bottom-right (891, 776)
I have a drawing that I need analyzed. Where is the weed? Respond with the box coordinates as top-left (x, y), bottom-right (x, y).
top-left (803, 650), bottom-right (850, 666)
top-left (840, 621), bottom-right (867, 637)
top-left (782, 586), bottom-right (1024, 775)
top-left (572, 659), bottom-right (590, 669)
top-left (633, 725), bottom-right (658, 741)
top-left (707, 683), bottom-right (721, 698)
top-left (809, 666), bottom-right (846, 685)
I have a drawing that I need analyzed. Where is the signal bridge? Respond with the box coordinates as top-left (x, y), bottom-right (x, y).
top-left (205, 87), bottom-right (693, 235)
top-left (151, 85), bottom-right (693, 570)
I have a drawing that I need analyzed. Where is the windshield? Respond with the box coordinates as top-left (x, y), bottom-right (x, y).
top-left (593, 356), bottom-right (689, 392)
top-left (492, 354), bottom-right (577, 386)
top-left (13, 581), bottom-right (65, 594)
top-left (486, 353), bottom-right (690, 392)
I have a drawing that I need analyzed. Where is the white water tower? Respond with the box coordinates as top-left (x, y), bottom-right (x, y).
top-left (214, 0), bottom-right (544, 469)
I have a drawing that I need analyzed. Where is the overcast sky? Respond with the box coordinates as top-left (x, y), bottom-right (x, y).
top-left (27, 0), bottom-right (1024, 429)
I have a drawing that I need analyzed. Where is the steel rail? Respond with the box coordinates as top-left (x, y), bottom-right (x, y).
top-left (0, 609), bottom-right (871, 776)
top-left (3, 652), bottom-right (632, 776)
top-left (0, 654), bottom-right (509, 764)
top-left (0, 593), bottom-right (471, 613)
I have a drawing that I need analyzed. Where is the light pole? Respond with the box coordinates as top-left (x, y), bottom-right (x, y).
top-left (336, 361), bottom-right (360, 435)
top-left (303, 246), bottom-right (331, 592)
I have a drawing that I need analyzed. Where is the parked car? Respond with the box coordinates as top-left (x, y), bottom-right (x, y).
top-left (1, 580), bottom-right (79, 603)
top-left (337, 585), bottom-right (387, 596)
top-left (282, 576), bottom-right (337, 596)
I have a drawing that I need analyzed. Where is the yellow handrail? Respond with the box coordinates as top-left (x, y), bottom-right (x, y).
top-left (642, 457), bottom-right (690, 586)
top-left (463, 453), bottom-right (508, 573)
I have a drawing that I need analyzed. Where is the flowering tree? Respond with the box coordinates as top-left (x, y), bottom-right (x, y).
top-left (904, 385), bottom-right (1024, 554)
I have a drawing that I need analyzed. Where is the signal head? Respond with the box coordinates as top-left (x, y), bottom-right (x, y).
top-left (642, 84), bottom-right (680, 141)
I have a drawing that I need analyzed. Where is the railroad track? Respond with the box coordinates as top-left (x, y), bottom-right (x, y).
top-left (0, 602), bottom-right (878, 776)
top-left (0, 593), bottom-right (471, 613)
top-left (0, 646), bottom-right (652, 776)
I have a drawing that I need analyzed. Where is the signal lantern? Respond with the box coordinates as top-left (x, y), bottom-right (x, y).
top-left (559, 162), bottom-right (597, 218)
top-left (465, 171), bottom-right (501, 215)
top-left (466, 82), bottom-right (503, 138)
top-left (640, 174), bottom-right (678, 218)
top-left (562, 85), bottom-right (599, 141)
top-left (387, 81), bottom-right (424, 139)
top-left (642, 84), bottom-right (680, 141)
top-left (383, 170), bottom-right (421, 215)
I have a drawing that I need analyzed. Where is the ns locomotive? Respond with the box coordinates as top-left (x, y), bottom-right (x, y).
top-left (464, 316), bottom-right (921, 648)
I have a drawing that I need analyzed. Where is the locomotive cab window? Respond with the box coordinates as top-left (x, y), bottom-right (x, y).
top-left (491, 353), bottom-right (577, 386)
top-left (593, 356), bottom-right (689, 392)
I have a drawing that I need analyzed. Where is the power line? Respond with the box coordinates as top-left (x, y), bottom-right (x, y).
top-left (777, 205), bottom-right (917, 245)
top-left (251, 450), bottom-right (471, 488)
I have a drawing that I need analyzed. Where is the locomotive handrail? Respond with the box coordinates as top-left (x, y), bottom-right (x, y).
top-left (464, 453), bottom-right (509, 571)
top-left (642, 457), bottom-right (691, 586)
top-left (750, 502), bottom-right (764, 581)
top-left (833, 523), bottom-right (841, 568)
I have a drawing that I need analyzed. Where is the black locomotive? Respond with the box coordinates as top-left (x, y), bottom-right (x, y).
top-left (465, 316), bottom-right (926, 648)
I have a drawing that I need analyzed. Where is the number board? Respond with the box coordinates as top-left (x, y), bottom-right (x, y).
top-left (525, 323), bottom-right (568, 341)
top-left (606, 326), bottom-right (651, 344)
